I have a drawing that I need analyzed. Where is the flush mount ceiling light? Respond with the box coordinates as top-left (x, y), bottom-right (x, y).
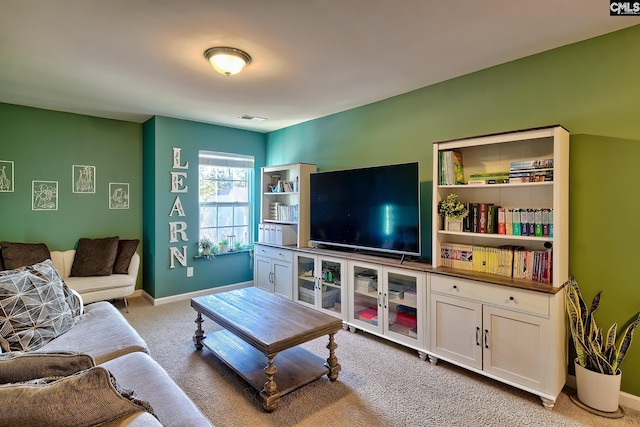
top-left (204, 47), bottom-right (252, 76)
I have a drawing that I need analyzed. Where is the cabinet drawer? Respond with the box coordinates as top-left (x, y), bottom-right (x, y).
top-left (254, 245), bottom-right (292, 263)
top-left (430, 275), bottom-right (549, 316)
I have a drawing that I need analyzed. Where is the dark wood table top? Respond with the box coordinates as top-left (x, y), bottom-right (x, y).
top-left (191, 287), bottom-right (343, 356)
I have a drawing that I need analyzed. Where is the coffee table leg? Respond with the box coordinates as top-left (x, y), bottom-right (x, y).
top-left (260, 354), bottom-right (280, 412)
top-left (325, 332), bottom-right (341, 381)
top-left (193, 311), bottom-right (205, 350)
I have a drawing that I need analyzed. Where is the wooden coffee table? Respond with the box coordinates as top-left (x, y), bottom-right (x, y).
top-left (191, 287), bottom-right (343, 412)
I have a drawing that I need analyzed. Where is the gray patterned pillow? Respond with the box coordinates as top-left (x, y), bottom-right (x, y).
top-left (0, 260), bottom-right (74, 352)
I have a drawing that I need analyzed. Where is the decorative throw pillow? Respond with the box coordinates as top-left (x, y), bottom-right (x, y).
top-left (0, 351), bottom-right (95, 384)
top-left (0, 366), bottom-right (156, 426)
top-left (0, 241), bottom-right (50, 270)
top-left (70, 236), bottom-right (120, 277)
top-left (63, 284), bottom-right (84, 317)
top-left (113, 239), bottom-right (140, 274)
top-left (0, 260), bottom-right (74, 352)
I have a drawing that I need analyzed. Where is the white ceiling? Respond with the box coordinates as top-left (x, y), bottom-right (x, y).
top-left (0, 1), bottom-right (636, 133)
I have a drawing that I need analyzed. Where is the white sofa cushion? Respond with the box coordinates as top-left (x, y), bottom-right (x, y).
top-left (50, 250), bottom-right (139, 304)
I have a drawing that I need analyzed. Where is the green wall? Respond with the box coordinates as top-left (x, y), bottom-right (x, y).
top-left (1, 23), bottom-right (639, 397)
top-left (142, 116), bottom-right (266, 299)
top-left (0, 104), bottom-right (142, 251)
top-left (267, 25), bottom-right (640, 395)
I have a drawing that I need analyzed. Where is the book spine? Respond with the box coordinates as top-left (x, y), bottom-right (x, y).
top-left (520, 208), bottom-right (529, 236)
top-left (498, 208), bottom-right (506, 235)
top-left (478, 203), bottom-right (489, 233)
top-left (534, 208), bottom-right (543, 237)
top-left (452, 151), bottom-right (465, 185)
top-left (512, 208), bottom-right (521, 236)
top-left (542, 208), bottom-right (550, 237)
top-left (505, 208), bottom-right (513, 235)
top-left (471, 203), bottom-right (479, 233)
top-left (487, 205), bottom-right (498, 234)
top-left (463, 203), bottom-right (472, 232)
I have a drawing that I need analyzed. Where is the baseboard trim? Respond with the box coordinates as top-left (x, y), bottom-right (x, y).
top-left (140, 281), bottom-right (253, 306)
top-left (566, 374), bottom-right (640, 411)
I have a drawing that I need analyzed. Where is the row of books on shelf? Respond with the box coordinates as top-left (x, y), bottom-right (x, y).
top-left (439, 153), bottom-right (554, 185)
top-left (461, 203), bottom-right (553, 237)
top-left (440, 242), bottom-right (552, 284)
top-left (269, 202), bottom-right (299, 222)
top-left (268, 175), bottom-right (299, 193)
top-left (438, 150), bottom-right (465, 185)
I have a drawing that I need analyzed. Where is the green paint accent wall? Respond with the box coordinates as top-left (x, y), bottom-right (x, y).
top-left (266, 25), bottom-right (640, 395)
top-left (142, 116), bottom-right (266, 299)
top-left (0, 103), bottom-right (142, 252)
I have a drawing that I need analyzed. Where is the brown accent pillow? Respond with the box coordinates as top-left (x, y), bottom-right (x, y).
top-left (0, 241), bottom-right (50, 270)
top-left (70, 236), bottom-right (120, 277)
top-left (0, 366), bottom-right (156, 426)
top-left (0, 351), bottom-right (95, 384)
top-left (113, 239), bottom-right (140, 274)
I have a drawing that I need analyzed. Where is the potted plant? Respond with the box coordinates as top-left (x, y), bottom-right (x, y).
top-left (438, 193), bottom-right (468, 231)
top-left (565, 277), bottom-right (640, 413)
top-left (199, 237), bottom-right (213, 256)
top-left (218, 239), bottom-right (229, 254)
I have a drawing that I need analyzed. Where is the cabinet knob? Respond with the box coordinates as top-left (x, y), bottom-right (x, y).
top-left (509, 296), bottom-right (515, 301)
top-left (452, 285), bottom-right (458, 290)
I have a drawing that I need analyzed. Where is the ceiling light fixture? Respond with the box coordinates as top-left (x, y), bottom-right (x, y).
top-left (204, 47), bottom-right (252, 76)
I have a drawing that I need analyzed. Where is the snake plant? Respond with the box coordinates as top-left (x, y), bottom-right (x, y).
top-left (565, 277), bottom-right (640, 375)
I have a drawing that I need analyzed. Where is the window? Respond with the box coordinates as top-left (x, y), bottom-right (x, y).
top-left (199, 151), bottom-right (254, 249)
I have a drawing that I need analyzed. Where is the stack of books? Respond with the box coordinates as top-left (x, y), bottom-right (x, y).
top-left (509, 158), bottom-right (554, 183)
top-left (467, 171), bottom-right (510, 185)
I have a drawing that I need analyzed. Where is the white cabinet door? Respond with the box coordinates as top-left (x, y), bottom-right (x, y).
top-left (273, 259), bottom-right (293, 299)
top-left (430, 293), bottom-right (482, 370)
top-left (482, 305), bottom-right (544, 390)
top-left (255, 255), bottom-right (274, 292)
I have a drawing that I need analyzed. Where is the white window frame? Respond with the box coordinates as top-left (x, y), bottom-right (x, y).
top-left (199, 150), bottom-right (254, 250)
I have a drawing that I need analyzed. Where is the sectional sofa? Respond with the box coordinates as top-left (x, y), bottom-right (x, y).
top-left (0, 240), bottom-right (212, 426)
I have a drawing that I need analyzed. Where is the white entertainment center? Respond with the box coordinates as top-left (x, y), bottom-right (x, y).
top-left (254, 125), bottom-right (569, 409)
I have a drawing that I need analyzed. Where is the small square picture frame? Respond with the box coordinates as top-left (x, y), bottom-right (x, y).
top-left (32, 180), bottom-right (58, 211)
top-left (109, 182), bottom-right (130, 209)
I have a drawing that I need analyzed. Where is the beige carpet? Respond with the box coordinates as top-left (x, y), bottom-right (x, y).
top-left (119, 296), bottom-right (640, 427)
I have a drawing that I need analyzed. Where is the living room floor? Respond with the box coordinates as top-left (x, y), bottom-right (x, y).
top-left (117, 296), bottom-right (640, 427)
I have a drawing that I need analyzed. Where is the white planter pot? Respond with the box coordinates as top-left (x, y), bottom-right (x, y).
top-left (574, 359), bottom-right (621, 412)
top-left (445, 217), bottom-right (463, 232)
top-left (219, 244), bottom-right (228, 254)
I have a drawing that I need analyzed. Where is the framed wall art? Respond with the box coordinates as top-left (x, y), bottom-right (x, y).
top-left (72, 165), bottom-right (96, 193)
top-left (0, 160), bottom-right (14, 192)
top-left (32, 181), bottom-right (58, 210)
top-left (109, 182), bottom-right (129, 209)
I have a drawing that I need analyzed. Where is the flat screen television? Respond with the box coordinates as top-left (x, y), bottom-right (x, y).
top-left (309, 162), bottom-right (421, 257)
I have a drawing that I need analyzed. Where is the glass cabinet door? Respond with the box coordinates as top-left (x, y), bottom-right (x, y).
top-left (383, 267), bottom-right (425, 347)
top-left (318, 257), bottom-right (343, 316)
top-left (349, 262), bottom-right (382, 333)
top-left (295, 254), bottom-right (316, 307)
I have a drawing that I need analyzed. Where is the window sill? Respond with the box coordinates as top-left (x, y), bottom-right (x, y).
top-left (193, 248), bottom-right (252, 260)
